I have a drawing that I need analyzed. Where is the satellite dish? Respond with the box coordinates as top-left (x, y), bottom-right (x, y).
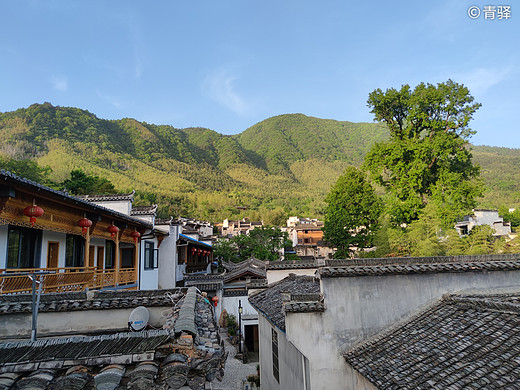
top-left (128, 306), bottom-right (149, 331)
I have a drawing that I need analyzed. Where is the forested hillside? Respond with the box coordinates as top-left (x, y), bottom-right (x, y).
top-left (0, 103), bottom-right (518, 221)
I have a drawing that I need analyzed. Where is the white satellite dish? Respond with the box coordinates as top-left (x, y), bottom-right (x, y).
top-left (128, 306), bottom-right (149, 331)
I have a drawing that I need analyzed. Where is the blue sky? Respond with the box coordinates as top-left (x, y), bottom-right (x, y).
top-left (1, 1), bottom-right (518, 147)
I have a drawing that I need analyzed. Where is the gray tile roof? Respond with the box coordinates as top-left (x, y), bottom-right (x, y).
top-left (0, 329), bottom-right (171, 366)
top-left (344, 292), bottom-right (520, 389)
top-left (266, 260), bottom-right (319, 270)
top-left (130, 204), bottom-right (158, 216)
top-left (321, 254), bottom-right (520, 278)
top-left (0, 289), bottom-right (186, 315)
top-left (0, 170), bottom-right (151, 228)
top-left (77, 191), bottom-right (135, 202)
top-left (173, 287), bottom-right (198, 336)
top-left (249, 275), bottom-right (320, 331)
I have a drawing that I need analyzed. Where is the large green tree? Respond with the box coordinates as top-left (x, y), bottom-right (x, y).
top-left (214, 226), bottom-right (291, 263)
top-left (363, 80), bottom-right (483, 227)
top-left (60, 169), bottom-right (116, 195)
top-left (323, 166), bottom-right (382, 258)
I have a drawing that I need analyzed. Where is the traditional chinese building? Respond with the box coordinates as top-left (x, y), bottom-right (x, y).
top-left (0, 170), bottom-right (150, 294)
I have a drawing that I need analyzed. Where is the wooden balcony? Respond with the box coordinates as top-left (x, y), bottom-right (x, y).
top-left (0, 267), bottom-right (138, 295)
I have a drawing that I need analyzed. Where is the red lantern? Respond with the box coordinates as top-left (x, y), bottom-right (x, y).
top-left (212, 295), bottom-right (219, 307)
top-left (198, 249), bottom-right (202, 254)
top-left (131, 230), bottom-right (141, 243)
top-left (107, 225), bottom-right (119, 238)
top-left (23, 205), bottom-right (44, 227)
top-left (191, 247), bottom-right (196, 255)
top-left (77, 218), bottom-right (93, 236)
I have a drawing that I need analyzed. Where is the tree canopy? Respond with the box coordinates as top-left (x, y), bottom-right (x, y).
top-left (213, 226), bottom-right (290, 263)
top-left (59, 169), bottom-right (116, 195)
top-left (363, 80), bottom-right (483, 226)
top-left (323, 166), bottom-right (382, 258)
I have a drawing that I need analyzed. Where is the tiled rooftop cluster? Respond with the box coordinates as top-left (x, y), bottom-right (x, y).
top-left (0, 289), bottom-right (186, 315)
top-left (345, 292), bottom-right (520, 389)
top-left (249, 274), bottom-right (321, 331)
top-left (0, 287), bottom-right (228, 389)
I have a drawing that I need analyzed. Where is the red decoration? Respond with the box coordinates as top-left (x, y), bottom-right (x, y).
top-left (23, 205), bottom-right (44, 227)
top-left (212, 295), bottom-right (219, 307)
top-left (198, 249), bottom-right (202, 254)
top-left (77, 218), bottom-right (93, 236)
top-left (191, 247), bottom-right (196, 255)
top-left (107, 225), bottom-right (119, 238)
top-left (131, 230), bottom-right (141, 243)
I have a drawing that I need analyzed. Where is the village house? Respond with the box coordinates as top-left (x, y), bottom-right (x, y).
top-left (0, 171), bottom-right (151, 294)
top-left (220, 218), bottom-right (263, 237)
top-left (455, 208), bottom-right (511, 237)
top-left (286, 217), bottom-right (334, 259)
top-left (249, 254), bottom-right (520, 389)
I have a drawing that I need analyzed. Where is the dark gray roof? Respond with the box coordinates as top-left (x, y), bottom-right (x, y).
top-left (321, 254), bottom-right (520, 278)
top-left (0, 329), bottom-right (171, 366)
top-left (0, 289), bottom-right (186, 315)
top-left (174, 287), bottom-right (198, 336)
top-left (345, 292), bottom-right (520, 389)
top-left (77, 191), bottom-right (135, 202)
top-left (223, 259), bottom-right (266, 283)
top-left (266, 260), bottom-right (319, 270)
top-left (0, 170), bottom-right (151, 228)
top-left (130, 204), bottom-right (158, 216)
top-left (249, 275), bottom-right (320, 331)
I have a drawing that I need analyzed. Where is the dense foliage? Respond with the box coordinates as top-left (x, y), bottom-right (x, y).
top-left (213, 226), bottom-right (290, 263)
top-left (364, 80), bottom-right (483, 227)
top-left (0, 102), bottom-right (519, 226)
top-left (323, 167), bottom-right (382, 258)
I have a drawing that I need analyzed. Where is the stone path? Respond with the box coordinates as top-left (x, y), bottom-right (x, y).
top-left (210, 330), bottom-right (258, 390)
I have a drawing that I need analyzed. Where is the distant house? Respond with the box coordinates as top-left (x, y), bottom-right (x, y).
top-left (250, 254), bottom-right (520, 389)
top-left (286, 217), bottom-right (334, 259)
top-left (221, 218), bottom-right (263, 237)
top-left (455, 208), bottom-right (511, 236)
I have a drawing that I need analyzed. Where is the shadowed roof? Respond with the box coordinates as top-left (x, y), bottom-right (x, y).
top-left (345, 291), bottom-right (520, 389)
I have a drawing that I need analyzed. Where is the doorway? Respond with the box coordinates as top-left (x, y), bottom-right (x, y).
top-left (47, 242), bottom-right (59, 268)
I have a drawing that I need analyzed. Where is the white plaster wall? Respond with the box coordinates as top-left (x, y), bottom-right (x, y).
top-left (41, 231), bottom-right (67, 268)
top-left (91, 200), bottom-right (131, 215)
top-left (322, 270), bottom-right (520, 351)
top-left (0, 306), bottom-right (171, 339)
top-left (0, 225), bottom-right (8, 268)
top-left (222, 295), bottom-right (256, 336)
top-left (158, 226), bottom-right (179, 289)
top-left (139, 237), bottom-right (159, 290)
top-left (257, 316), bottom-right (307, 390)
top-left (267, 268), bottom-right (317, 285)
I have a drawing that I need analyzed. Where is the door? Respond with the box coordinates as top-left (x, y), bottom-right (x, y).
top-left (97, 247), bottom-right (104, 269)
top-left (88, 245), bottom-right (95, 268)
top-left (47, 242), bottom-right (59, 268)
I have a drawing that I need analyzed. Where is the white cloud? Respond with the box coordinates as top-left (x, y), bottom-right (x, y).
top-left (96, 89), bottom-right (122, 109)
top-left (51, 76), bottom-right (68, 92)
top-left (201, 68), bottom-right (251, 116)
top-left (449, 67), bottom-right (514, 97)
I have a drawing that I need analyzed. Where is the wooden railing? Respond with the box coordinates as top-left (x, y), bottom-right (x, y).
top-left (0, 267), bottom-right (138, 295)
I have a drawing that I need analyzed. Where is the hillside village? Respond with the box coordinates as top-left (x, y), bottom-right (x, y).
top-left (2, 83), bottom-right (520, 389)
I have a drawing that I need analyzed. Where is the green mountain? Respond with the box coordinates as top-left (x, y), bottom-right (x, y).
top-left (0, 103), bottom-right (518, 222)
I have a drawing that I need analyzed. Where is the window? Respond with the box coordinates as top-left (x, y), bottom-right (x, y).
top-left (65, 235), bottom-right (84, 267)
top-left (7, 226), bottom-right (42, 268)
top-left (144, 241), bottom-right (158, 269)
top-left (272, 328), bottom-right (279, 383)
top-left (105, 240), bottom-right (115, 269)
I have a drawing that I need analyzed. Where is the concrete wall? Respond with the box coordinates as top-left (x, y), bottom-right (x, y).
top-left (257, 315), bottom-right (308, 390)
top-left (158, 225), bottom-right (179, 289)
top-left (0, 306), bottom-right (170, 339)
top-left (91, 200), bottom-right (132, 216)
